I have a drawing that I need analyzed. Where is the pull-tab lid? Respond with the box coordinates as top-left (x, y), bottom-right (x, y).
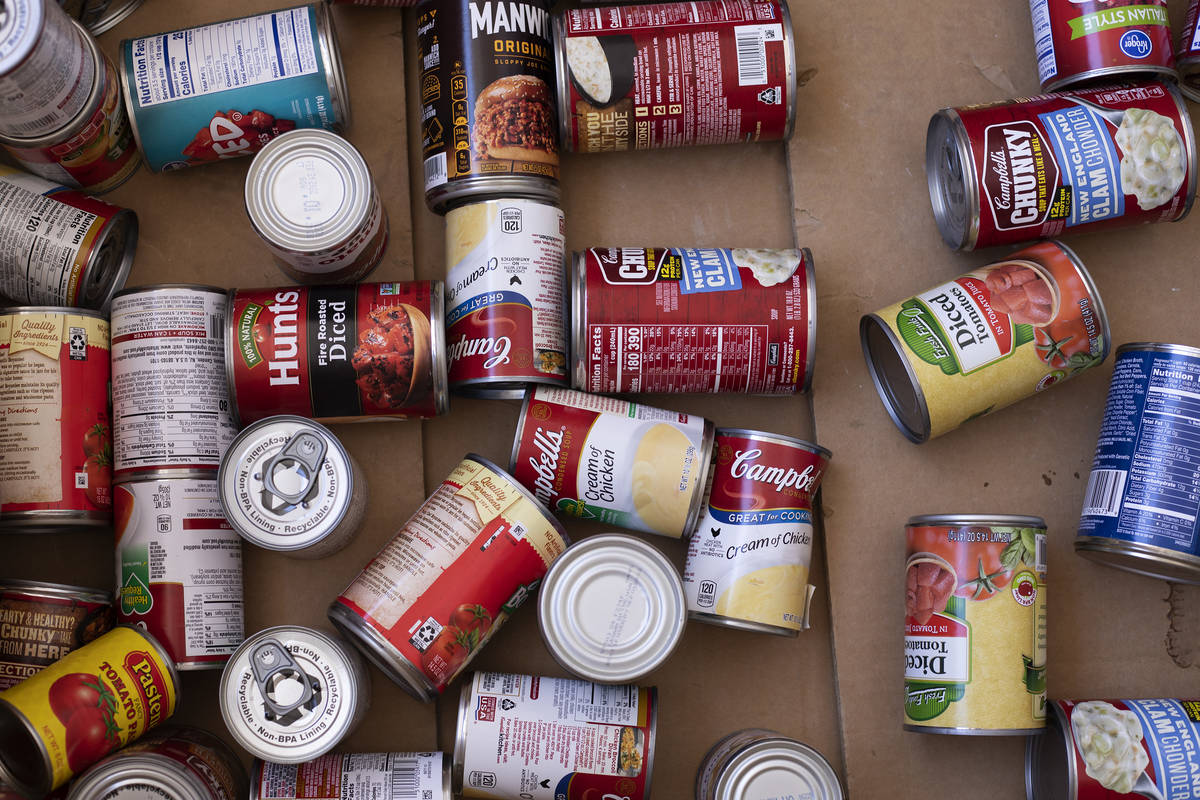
top-left (260, 431), bottom-right (328, 507)
top-left (249, 638), bottom-right (317, 720)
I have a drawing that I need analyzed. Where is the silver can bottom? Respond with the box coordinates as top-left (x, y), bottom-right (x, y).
top-left (327, 601), bottom-right (438, 703)
top-left (687, 610), bottom-right (798, 638)
top-left (1043, 63), bottom-right (1179, 94)
top-left (0, 510), bottom-right (109, 533)
top-left (1075, 536), bottom-right (1200, 585)
top-left (904, 723), bottom-right (1045, 736)
top-left (427, 175), bottom-right (560, 216)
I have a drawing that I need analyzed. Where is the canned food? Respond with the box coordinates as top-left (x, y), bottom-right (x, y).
top-left (329, 0), bottom-right (416, 4)
top-left (684, 429), bottom-right (829, 636)
top-left (0, 625), bottom-right (179, 797)
top-left (572, 247), bottom-right (816, 394)
top-left (245, 129), bottom-right (389, 284)
top-left (219, 416), bottom-right (367, 559)
top-left (115, 477), bottom-right (244, 671)
top-left (0, 166), bottom-right (136, 310)
top-left (509, 386), bottom-right (714, 538)
top-left (226, 282), bottom-right (449, 424)
top-left (445, 198), bottom-right (567, 398)
top-left (417, 0), bottom-right (559, 213)
top-left (696, 729), bottom-right (843, 800)
top-left (1178, 0), bottom-right (1200, 102)
top-left (538, 534), bottom-right (685, 683)
top-left (0, 0), bottom-right (93, 139)
top-left (904, 515), bottom-right (1047, 735)
top-left (219, 626), bottom-right (368, 764)
top-left (861, 240), bottom-right (1109, 442)
top-left (0, 306), bottom-right (111, 531)
top-left (454, 671), bottom-right (656, 800)
top-left (555, 0), bottom-right (796, 152)
top-left (119, 3), bottom-right (349, 173)
top-left (330, 455), bottom-right (568, 701)
top-left (57, 0), bottom-right (145, 36)
top-left (251, 753), bottom-right (451, 800)
top-left (927, 82), bottom-right (1196, 250)
top-left (110, 285), bottom-right (237, 479)
top-left (0, 579), bottom-right (114, 690)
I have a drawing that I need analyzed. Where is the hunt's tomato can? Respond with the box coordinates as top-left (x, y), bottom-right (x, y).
top-left (0, 307), bottom-right (111, 531)
top-left (0, 625), bottom-right (179, 797)
top-left (329, 455), bottom-right (569, 702)
top-left (0, 579), bottom-right (115, 690)
top-left (0, 0), bottom-right (94, 139)
top-left (696, 729), bottom-right (843, 800)
top-left (250, 753), bottom-right (451, 800)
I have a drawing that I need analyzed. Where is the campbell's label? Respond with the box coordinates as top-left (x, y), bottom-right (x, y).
top-left (1030, 0), bottom-right (1175, 91)
top-left (0, 586), bottom-right (114, 690)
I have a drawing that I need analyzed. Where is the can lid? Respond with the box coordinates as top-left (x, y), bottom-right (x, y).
top-left (80, 210), bottom-right (138, 313)
top-left (1025, 702), bottom-right (1073, 800)
top-left (77, 0), bottom-right (145, 36)
top-left (859, 313), bottom-right (931, 443)
top-left (314, 1), bottom-right (351, 131)
top-left (65, 752), bottom-right (208, 800)
top-left (907, 513), bottom-right (1046, 528)
top-left (714, 738), bottom-right (843, 800)
top-left (0, 0), bottom-right (44, 74)
top-left (925, 109), bottom-right (978, 250)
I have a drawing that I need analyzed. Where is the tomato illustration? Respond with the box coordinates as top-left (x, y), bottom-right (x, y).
top-left (84, 450), bottom-right (112, 508)
top-left (64, 707), bottom-right (116, 772)
top-left (420, 626), bottom-right (476, 684)
top-left (449, 604), bottom-right (492, 636)
top-left (48, 673), bottom-right (106, 725)
top-left (908, 526), bottom-right (1035, 601)
top-left (82, 422), bottom-right (109, 458)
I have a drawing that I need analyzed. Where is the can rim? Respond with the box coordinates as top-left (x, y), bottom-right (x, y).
top-left (451, 679), bottom-right (471, 794)
top-left (1048, 239), bottom-right (1112, 365)
top-left (1116, 341), bottom-right (1200, 359)
top-left (431, 176), bottom-right (562, 216)
top-left (0, 0), bottom-right (48, 74)
top-left (0, 578), bottom-right (112, 605)
top-left (552, 11), bottom-right (572, 152)
top-left (0, 696), bottom-right (53, 797)
top-left (64, 751), bottom-right (209, 800)
top-left (112, 283), bottom-right (228, 300)
top-left (924, 108), bottom-right (979, 251)
top-left (906, 513), bottom-right (1046, 528)
top-left (428, 281), bottom-right (451, 415)
top-left (710, 734), bottom-right (843, 800)
top-left (715, 427), bottom-right (831, 459)
top-left (0, 305), bottom-right (108, 321)
top-left (1165, 81), bottom-right (1198, 223)
top-left (114, 468), bottom-right (222, 486)
top-left (858, 313), bottom-right (931, 443)
top-left (0, 509), bottom-right (111, 532)
top-left (248, 759), bottom-right (264, 800)
top-left (326, 601), bottom-right (438, 703)
top-left (683, 419), bottom-right (716, 539)
top-left (1042, 63), bottom-right (1179, 94)
top-left (643, 684), bottom-right (659, 799)
top-left (800, 247), bottom-right (817, 391)
top-left (1025, 701), bottom-right (1074, 800)
top-left (117, 34), bottom-right (150, 172)
top-left (80, 0), bottom-right (146, 36)
top-left (779, 0), bottom-right (797, 142)
top-left (80, 209), bottom-right (137, 313)
top-left (688, 609), bottom-right (798, 637)
top-left (1076, 535), bottom-right (1200, 584)
top-left (570, 251), bottom-right (586, 389)
top-left (314, 1), bottom-right (352, 131)
top-left (509, 387), bottom-right (537, 474)
top-left (223, 289), bottom-right (244, 427)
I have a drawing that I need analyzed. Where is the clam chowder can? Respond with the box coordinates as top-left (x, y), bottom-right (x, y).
top-left (696, 729), bottom-right (843, 800)
top-left (1179, 0), bottom-right (1200, 101)
top-left (250, 753), bottom-right (451, 800)
top-left (0, 0), bottom-right (93, 139)
top-left (0, 580), bottom-right (115, 690)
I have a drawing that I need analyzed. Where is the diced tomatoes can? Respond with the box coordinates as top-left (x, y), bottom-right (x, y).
top-left (329, 455), bottom-right (569, 702)
top-left (695, 728), bottom-right (843, 800)
top-left (0, 0), bottom-right (94, 139)
top-left (250, 752), bottom-right (451, 800)
top-left (1178, 0), bottom-right (1200, 102)
top-left (56, 0), bottom-right (145, 36)
top-left (0, 579), bottom-right (114, 691)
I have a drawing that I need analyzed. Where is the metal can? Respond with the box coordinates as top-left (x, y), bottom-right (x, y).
top-left (119, 3), bottom-right (350, 173)
top-left (860, 240), bottom-right (1110, 443)
top-left (219, 416), bottom-right (367, 559)
top-left (0, 306), bottom-right (111, 531)
top-left (0, 579), bottom-right (114, 690)
top-left (538, 533), bottom-right (685, 683)
top-left (417, 0), bottom-right (559, 214)
top-left (57, 0), bottom-right (145, 36)
top-left (0, 166), bottom-right (136, 311)
top-left (0, 0), bottom-right (94, 139)
top-left (445, 197), bottom-right (567, 398)
top-left (904, 514), bottom-right (1047, 736)
top-left (110, 285), bottom-right (237, 480)
top-left (1178, 0), bottom-right (1200, 102)
top-left (245, 129), bottom-right (389, 285)
top-left (218, 626), bottom-right (369, 764)
top-left (328, 0), bottom-right (416, 4)
top-left (683, 429), bottom-right (830, 637)
top-left (250, 753), bottom-right (451, 800)
top-left (696, 729), bottom-right (843, 800)
top-left (114, 477), bottom-right (245, 671)
top-left (0, 625), bottom-right (179, 797)
top-left (330, 455), bottom-right (568, 702)
top-left (555, 0), bottom-right (796, 152)
top-left (572, 247), bottom-right (816, 394)
top-left (454, 671), bottom-right (657, 800)
top-left (927, 82), bottom-right (1196, 250)
top-left (225, 282), bottom-right (449, 425)
top-left (509, 386), bottom-right (714, 539)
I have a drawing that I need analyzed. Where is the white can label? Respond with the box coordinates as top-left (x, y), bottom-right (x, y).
top-left (0, 12), bottom-right (93, 137)
top-left (255, 752), bottom-right (445, 800)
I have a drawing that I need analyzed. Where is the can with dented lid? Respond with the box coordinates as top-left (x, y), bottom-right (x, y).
top-left (0, 579), bottom-right (114, 690)
top-left (250, 752), bottom-right (452, 800)
top-left (0, 0), bottom-right (93, 139)
top-left (696, 729), bottom-right (843, 800)
top-left (57, 0), bottom-right (145, 36)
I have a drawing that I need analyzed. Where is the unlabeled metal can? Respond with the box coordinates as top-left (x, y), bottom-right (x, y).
top-left (245, 129), bottom-right (388, 285)
top-left (0, 579), bottom-right (114, 690)
top-left (330, 455), bottom-right (568, 702)
top-left (119, 3), bottom-right (349, 173)
top-left (684, 429), bottom-right (829, 637)
top-left (0, 306), bottom-right (111, 531)
top-left (861, 241), bottom-right (1110, 443)
top-left (538, 533), bottom-right (685, 683)
top-left (572, 247), bottom-right (816, 394)
top-left (219, 626), bottom-right (369, 764)
top-left (250, 752), bottom-right (451, 800)
top-left (445, 198), bottom-right (567, 398)
top-left (454, 671), bottom-right (657, 800)
top-left (219, 416), bottom-right (367, 559)
top-left (904, 515), bottom-right (1047, 736)
top-left (696, 729), bottom-right (843, 800)
top-left (0, 0), bottom-right (94, 139)
top-left (510, 386), bottom-right (714, 539)
top-left (110, 285), bottom-right (237, 480)
top-left (1179, 0), bottom-right (1200, 102)
top-left (555, 0), bottom-right (796, 152)
top-left (57, 0), bottom-right (145, 36)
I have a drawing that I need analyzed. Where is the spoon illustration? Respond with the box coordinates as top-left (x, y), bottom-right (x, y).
top-left (1132, 770), bottom-right (1165, 800)
top-left (1063, 96), bottom-right (1125, 127)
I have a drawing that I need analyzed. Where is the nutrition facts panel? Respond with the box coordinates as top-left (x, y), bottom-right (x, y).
top-left (0, 178), bottom-right (98, 306)
top-left (588, 324), bottom-right (769, 393)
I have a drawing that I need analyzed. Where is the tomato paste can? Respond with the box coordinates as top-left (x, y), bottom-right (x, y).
top-left (250, 752), bottom-right (452, 800)
top-left (0, 579), bottom-right (115, 691)
top-left (114, 477), bottom-right (245, 671)
top-left (683, 429), bottom-right (829, 637)
top-left (330, 455), bottom-right (568, 702)
top-left (110, 285), bottom-right (237, 480)
top-left (0, 0), bottom-right (94, 139)
top-left (572, 247), bottom-right (816, 394)
top-left (245, 129), bottom-right (389, 285)
top-left (57, 0), bottom-right (145, 36)
top-left (218, 625), bottom-right (368, 764)
top-left (509, 386), bottom-right (714, 539)
top-left (0, 306), bottom-right (111, 531)
top-left (445, 197), bottom-right (567, 397)
top-left (417, 0), bottom-right (559, 214)
top-left (225, 282), bottom-right (449, 424)
top-left (927, 82), bottom-right (1196, 250)
top-left (1178, 0), bottom-right (1200, 102)
top-left (119, 3), bottom-right (349, 173)
top-left (860, 240), bottom-right (1110, 442)
top-left (0, 625), bottom-right (179, 797)
top-left (696, 729), bottom-right (843, 800)
top-left (904, 514), bottom-right (1047, 735)
top-left (454, 671), bottom-right (657, 799)
top-left (555, 0), bottom-right (796, 152)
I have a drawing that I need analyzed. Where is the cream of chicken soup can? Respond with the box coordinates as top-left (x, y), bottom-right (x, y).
top-left (696, 729), bottom-right (843, 800)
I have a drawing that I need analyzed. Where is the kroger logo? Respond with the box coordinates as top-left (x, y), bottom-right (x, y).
top-left (1119, 29), bottom-right (1153, 59)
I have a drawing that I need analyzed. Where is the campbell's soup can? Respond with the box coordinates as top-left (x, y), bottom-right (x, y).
top-left (445, 198), bottom-right (568, 398)
top-left (0, 307), bottom-right (111, 531)
top-left (0, 625), bottom-right (179, 797)
top-left (1179, 0), bottom-right (1200, 102)
top-left (250, 753), bottom-right (451, 800)
top-left (572, 247), bottom-right (816, 394)
top-left (555, 0), bottom-right (796, 152)
top-left (0, 579), bottom-right (114, 690)
top-left (330, 455), bottom-right (568, 702)
top-left (57, 0), bottom-right (145, 37)
top-left (927, 82), bottom-right (1196, 250)
top-left (696, 729), bottom-right (843, 800)
top-left (509, 386), bottom-right (714, 539)
top-left (454, 671), bottom-right (656, 800)
top-left (119, 4), bottom-right (349, 173)
top-left (225, 282), bottom-right (449, 424)
top-left (0, 0), bottom-right (94, 139)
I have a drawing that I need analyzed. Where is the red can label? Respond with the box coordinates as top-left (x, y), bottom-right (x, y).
top-left (0, 587), bottom-right (114, 690)
top-left (1031, 1), bottom-right (1175, 91)
top-left (99, 727), bottom-right (245, 800)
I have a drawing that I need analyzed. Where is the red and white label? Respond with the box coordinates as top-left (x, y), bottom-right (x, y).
top-left (255, 752), bottom-right (446, 800)
top-left (904, 613), bottom-right (970, 684)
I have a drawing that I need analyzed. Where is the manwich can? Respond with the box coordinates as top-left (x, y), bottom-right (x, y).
top-left (58, 0), bottom-right (145, 36)
top-left (0, 0), bottom-right (94, 139)
top-left (1179, 0), bottom-right (1200, 102)
top-left (0, 579), bottom-right (115, 690)
top-left (861, 240), bottom-right (1110, 442)
top-left (250, 753), bottom-right (451, 800)
top-left (696, 729), bottom-right (843, 800)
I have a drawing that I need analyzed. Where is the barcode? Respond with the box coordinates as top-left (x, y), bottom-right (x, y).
top-left (735, 27), bottom-right (768, 86)
top-left (208, 313), bottom-right (222, 341)
top-left (1035, 532), bottom-right (1047, 573)
top-left (10, 110), bottom-right (65, 137)
top-left (1082, 469), bottom-right (1126, 517)
top-left (423, 154), bottom-right (447, 191)
top-left (390, 758), bottom-right (421, 799)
